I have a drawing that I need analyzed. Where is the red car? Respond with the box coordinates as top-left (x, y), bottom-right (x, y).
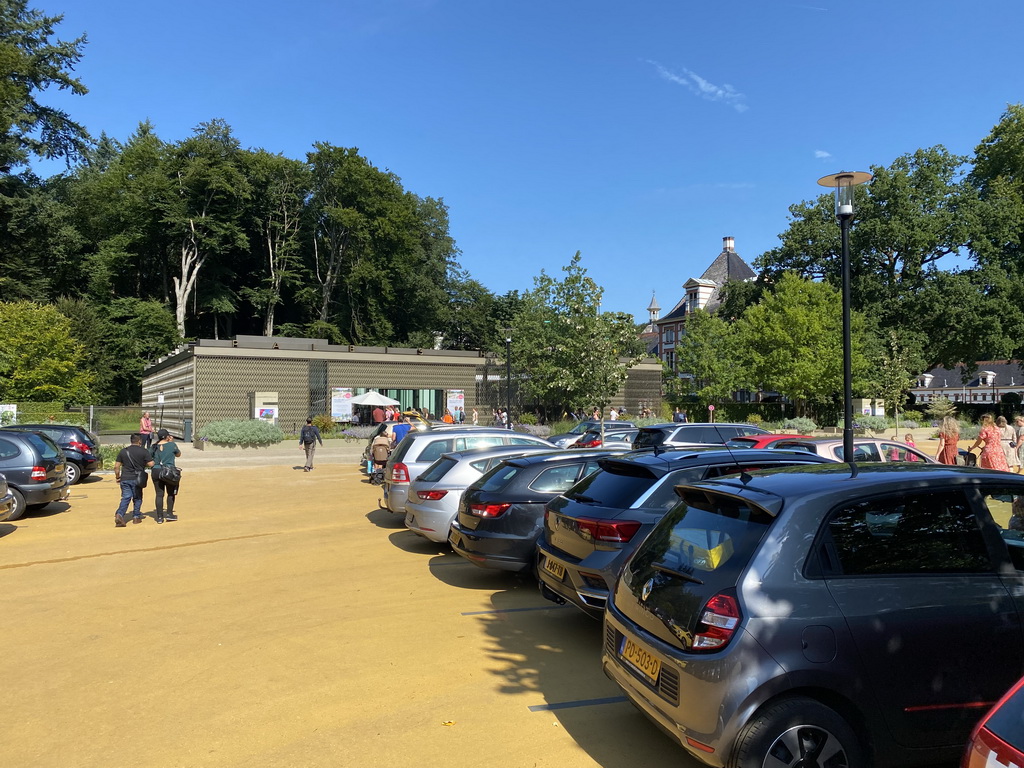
top-left (963, 675), bottom-right (1024, 767)
top-left (724, 433), bottom-right (813, 449)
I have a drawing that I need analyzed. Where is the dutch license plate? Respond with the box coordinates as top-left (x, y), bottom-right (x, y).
top-left (620, 636), bottom-right (661, 684)
top-left (543, 557), bottom-right (566, 581)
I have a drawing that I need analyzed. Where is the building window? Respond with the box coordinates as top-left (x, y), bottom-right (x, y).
top-left (663, 329), bottom-right (675, 344)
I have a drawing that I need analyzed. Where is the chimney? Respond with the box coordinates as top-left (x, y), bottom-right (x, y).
top-left (723, 236), bottom-right (735, 252)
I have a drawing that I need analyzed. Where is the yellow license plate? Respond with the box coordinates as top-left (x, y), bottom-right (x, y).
top-left (620, 637), bottom-right (661, 684)
top-left (543, 557), bottom-right (566, 580)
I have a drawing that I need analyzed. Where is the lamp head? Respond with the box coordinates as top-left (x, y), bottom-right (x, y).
top-left (817, 171), bottom-right (872, 219)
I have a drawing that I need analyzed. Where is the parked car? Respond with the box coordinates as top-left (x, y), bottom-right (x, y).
top-left (450, 448), bottom-right (629, 572)
top-left (724, 433), bottom-right (813, 449)
top-left (538, 448), bottom-right (834, 617)
top-left (0, 473), bottom-right (15, 522)
top-left (0, 430), bottom-right (69, 520)
top-left (604, 463), bottom-right (1024, 768)
top-left (548, 420), bottom-right (637, 448)
top-left (632, 422), bottom-right (769, 451)
top-left (404, 444), bottom-right (557, 543)
top-left (383, 428), bottom-right (556, 515)
top-left (768, 436), bottom-right (937, 462)
top-left (963, 674), bottom-right (1024, 768)
top-left (570, 428), bottom-right (638, 449)
top-left (1, 424), bottom-right (100, 484)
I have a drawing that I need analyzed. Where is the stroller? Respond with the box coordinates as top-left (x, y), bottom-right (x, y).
top-left (369, 439), bottom-right (391, 485)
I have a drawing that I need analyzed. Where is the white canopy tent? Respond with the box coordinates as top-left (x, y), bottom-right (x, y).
top-left (349, 391), bottom-right (401, 407)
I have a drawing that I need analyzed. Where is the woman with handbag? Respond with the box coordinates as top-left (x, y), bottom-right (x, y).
top-left (150, 428), bottom-right (182, 523)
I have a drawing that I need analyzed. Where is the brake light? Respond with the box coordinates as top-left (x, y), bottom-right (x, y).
top-left (576, 517), bottom-right (642, 542)
top-left (964, 677), bottom-right (1024, 768)
top-left (68, 440), bottom-right (92, 454)
top-left (576, 439), bottom-right (600, 448)
top-left (30, 466), bottom-right (47, 481)
top-left (416, 490), bottom-right (448, 501)
top-left (390, 462), bottom-right (410, 483)
top-left (692, 593), bottom-right (741, 651)
top-left (469, 503), bottom-right (511, 518)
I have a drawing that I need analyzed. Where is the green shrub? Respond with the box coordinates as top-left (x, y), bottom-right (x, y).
top-left (198, 419), bottom-right (286, 445)
top-left (97, 444), bottom-right (123, 468)
top-left (901, 420), bottom-right (919, 430)
top-left (312, 414), bottom-right (335, 434)
top-left (517, 412), bottom-right (538, 425)
top-left (746, 413), bottom-right (763, 425)
top-left (782, 417), bottom-right (817, 433)
top-left (852, 415), bottom-right (888, 433)
top-left (549, 420), bottom-right (576, 436)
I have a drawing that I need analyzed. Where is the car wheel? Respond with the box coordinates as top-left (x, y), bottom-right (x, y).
top-left (65, 461), bottom-right (81, 485)
top-left (7, 488), bottom-right (26, 521)
top-left (729, 697), bottom-right (863, 768)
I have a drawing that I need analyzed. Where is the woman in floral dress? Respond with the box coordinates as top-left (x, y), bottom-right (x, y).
top-left (935, 416), bottom-right (960, 465)
top-left (969, 413), bottom-right (1010, 471)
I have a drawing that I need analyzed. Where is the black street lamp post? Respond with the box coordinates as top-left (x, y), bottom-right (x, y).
top-left (818, 171), bottom-right (873, 462)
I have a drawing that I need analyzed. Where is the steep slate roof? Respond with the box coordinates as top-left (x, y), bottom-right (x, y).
top-left (698, 250), bottom-right (756, 313)
top-left (914, 360), bottom-right (1024, 389)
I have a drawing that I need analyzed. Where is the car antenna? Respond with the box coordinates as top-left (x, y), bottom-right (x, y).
top-left (712, 423), bottom-right (752, 484)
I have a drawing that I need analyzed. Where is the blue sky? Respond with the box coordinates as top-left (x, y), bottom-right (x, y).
top-left (37, 0), bottom-right (1024, 319)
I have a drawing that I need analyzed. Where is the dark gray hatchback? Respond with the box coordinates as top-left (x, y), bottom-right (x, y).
top-left (604, 464), bottom-right (1024, 768)
top-left (0, 430), bottom-right (69, 520)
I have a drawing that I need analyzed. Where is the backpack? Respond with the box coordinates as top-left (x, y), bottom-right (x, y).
top-left (301, 425), bottom-right (316, 444)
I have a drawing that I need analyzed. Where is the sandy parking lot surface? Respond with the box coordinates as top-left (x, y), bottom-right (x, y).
top-left (1, 456), bottom-right (699, 768)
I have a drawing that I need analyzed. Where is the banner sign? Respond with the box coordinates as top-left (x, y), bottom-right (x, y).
top-left (331, 387), bottom-right (353, 422)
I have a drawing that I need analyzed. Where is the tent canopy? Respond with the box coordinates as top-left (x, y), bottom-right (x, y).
top-left (350, 391), bottom-right (401, 406)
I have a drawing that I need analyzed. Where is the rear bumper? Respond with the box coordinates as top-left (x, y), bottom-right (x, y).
top-left (448, 521), bottom-right (534, 572)
top-left (0, 490), bottom-right (14, 522)
top-left (535, 541), bottom-right (612, 618)
top-left (20, 484), bottom-right (66, 506)
top-left (404, 502), bottom-right (457, 544)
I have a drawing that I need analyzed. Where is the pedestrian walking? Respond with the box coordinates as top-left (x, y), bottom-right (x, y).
top-left (139, 411), bottom-right (154, 450)
top-left (150, 428), bottom-right (181, 523)
top-left (471, 408), bottom-right (478, 426)
top-left (998, 415), bottom-right (1020, 472)
top-left (935, 416), bottom-right (959, 465)
top-left (969, 413), bottom-right (1010, 471)
top-left (113, 433), bottom-right (154, 527)
top-left (300, 418), bottom-right (323, 472)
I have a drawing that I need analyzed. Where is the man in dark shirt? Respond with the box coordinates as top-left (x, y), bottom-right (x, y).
top-left (300, 418), bottom-right (324, 472)
top-left (114, 433), bottom-right (155, 526)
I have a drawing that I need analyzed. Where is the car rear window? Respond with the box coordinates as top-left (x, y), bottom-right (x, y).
top-left (24, 432), bottom-right (59, 460)
top-left (418, 457), bottom-right (458, 483)
top-left (530, 464), bottom-right (583, 493)
top-left (984, 680), bottom-right (1024, 746)
top-left (477, 464), bottom-right (520, 492)
top-left (564, 463), bottom-right (660, 508)
top-left (633, 429), bottom-right (668, 449)
top-left (622, 490), bottom-right (775, 649)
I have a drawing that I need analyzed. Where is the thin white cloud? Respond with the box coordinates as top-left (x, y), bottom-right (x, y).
top-left (815, 150), bottom-right (832, 159)
top-left (791, 4), bottom-right (829, 10)
top-left (647, 60), bottom-right (748, 113)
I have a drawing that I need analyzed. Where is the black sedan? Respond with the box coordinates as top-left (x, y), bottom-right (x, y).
top-left (449, 448), bottom-right (626, 573)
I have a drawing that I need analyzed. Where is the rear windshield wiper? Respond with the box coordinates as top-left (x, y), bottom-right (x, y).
top-left (568, 494), bottom-right (600, 504)
top-left (652, 562), bottom-right (704, 585)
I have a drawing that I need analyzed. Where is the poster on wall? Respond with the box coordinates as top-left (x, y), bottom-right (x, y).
top-left (331, 387), bottom-right (353, 422)
top-left (446, 389), bottom-right (465, 422)
top-left (256, 406), bottom-right (278, 422)
top-left (0, 403), bottom-right (17, 426)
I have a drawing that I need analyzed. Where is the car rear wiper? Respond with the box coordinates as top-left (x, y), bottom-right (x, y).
top-left (652, 562), bottom-right (704, 585)
top-left (568, 494), bottom-right (600, 504)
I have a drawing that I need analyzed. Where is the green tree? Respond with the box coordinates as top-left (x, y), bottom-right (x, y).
top-left (733, 273), bottom-right (869, 420)
top-left (0, 1), bottom-right (89, 171)
top-left (97, 298), bottom-right (180, 404)
top-left (670, 309), bottom-right (740, 411)
top-left (510, 252), bottom-right (644, 419)
top-left (0, 300), bottom-right (93, 401)
top-left (870, 330), bottom-right (917, 433)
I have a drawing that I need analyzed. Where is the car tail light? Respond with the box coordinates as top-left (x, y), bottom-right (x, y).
top-left (68, 440), bottom-right (92, 454)
top-left (576, 517), bottom-right (642, 542)
top-left (577, 439), bottom-right (601, 448)
top-left (964, 727), bottom-right (1024, 768)
top-left (30, 466), bottom-right (47, 481)
top-left (416, 490), bottom-right (448, 501)
top-left (469, 503), bottom-right (511, 518)
top-left (390, 462), bottom-right (410, 483)
top-left (692, 593), bottom-right (741, 651)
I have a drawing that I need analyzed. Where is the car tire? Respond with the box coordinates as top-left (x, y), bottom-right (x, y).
top-left (729, 696), bottom-right (863, 768)
top-left (66, 461), bottom-right (81, 485)
top-left (7, 488), bottom-right (26, 521)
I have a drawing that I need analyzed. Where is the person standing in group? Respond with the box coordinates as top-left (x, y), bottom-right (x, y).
top-left (998, 415), bottom-right (1021, 472)
top-left (139, 411), bottom-right (154, 450)
top-left (673, 407), bottom-right (684, 423)
top-left (609, 407), bottom-right (619, 421)
top-left (935, 416), bottom-right (960, 465)
top-left (1016, 416), bottom-right (1024, 471)
top-left (471, 408), bottom-right (478, 426)
top-left (113, 433), bottom-right (154, 527)
top-left (150, 428), bottom-right (181, 523)
top-left (969, 413), bottom-right (1010, 471)
top-left (372, 406), bottom-right (385, 424)
top-left (390, 415), bottom-right (412, 446)
top-left (300, 418), bottom-right (323, 472)
top-left (457, 407), bottom-right (465, 424)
